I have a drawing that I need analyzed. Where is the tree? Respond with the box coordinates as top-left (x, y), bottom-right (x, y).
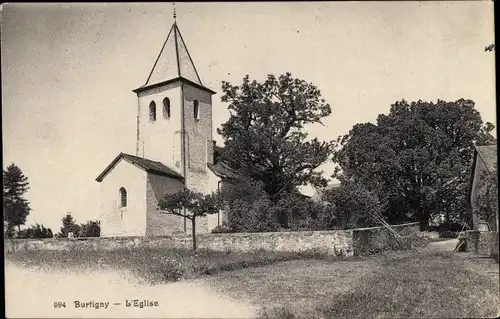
top-left (322, 180), bottom-right (381, 229)
top-left (17, 223), bottom-right (53, 239)
top-left (273, 191), bottom-right (337, 231)
top-left (158, 188), bottom-right (221, 250)
top-left (333, 99), bottom-right (496, 227)
top-left (219, 178), bottom-right (280, 232)
top-left (79, 220), bottom-right (101, 237)
top-left (56, 213), bottom-right (81, 238)
top-left (3, 163), bottom-right (31, 235)
top-left (218, 73), bottom-right (334, 209)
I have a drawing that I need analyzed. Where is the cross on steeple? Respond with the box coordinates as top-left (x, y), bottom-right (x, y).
top-left (173, 3), bottom-right (176, 21)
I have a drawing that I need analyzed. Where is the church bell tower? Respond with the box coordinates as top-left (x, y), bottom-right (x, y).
top-left (132, 17), bottom-right (217, 193)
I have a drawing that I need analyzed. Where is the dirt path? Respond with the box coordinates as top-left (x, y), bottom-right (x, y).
top-left (426, 238), bottom-right (459, 252)
top-left (5, 262), bottom-right (257, 318)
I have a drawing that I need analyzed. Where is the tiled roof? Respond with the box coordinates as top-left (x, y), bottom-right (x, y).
top-left (133, 22), bottom-right (215, 94)
top-left (475, 145), bottom-right (497, 174)
top-left (96, 153), bottom-right (183, 182)
top-left (207, 161), bottom-right (240, 180)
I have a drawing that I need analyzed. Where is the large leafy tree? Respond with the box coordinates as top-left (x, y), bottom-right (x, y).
top-left (333, 99), bottom-right (496, 227)
top-left (218, 73), bottom-right (334, 202)
top-left (3, 163), bottom-right (31, 236)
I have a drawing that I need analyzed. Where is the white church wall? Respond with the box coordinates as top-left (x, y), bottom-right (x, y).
top-left (137, 82), bottom-right (183, 174)
top-left (145, 173), bottom-right (185, 236)
top-left (206, 169), bottom-right (224, 232)
top-left (181, 84), bottom-right (216, 234)
top-left (100, 160), bottom-right (147, 237)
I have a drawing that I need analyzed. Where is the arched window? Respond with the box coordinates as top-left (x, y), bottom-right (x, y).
top-left (193, 100), bottom-right (200, 120)
top-left (149, 101), bottom-right (156, 122)
top-left (119, 187), bottom-right (127, 208)
top-left (163, 97), bottom-right (171, 119)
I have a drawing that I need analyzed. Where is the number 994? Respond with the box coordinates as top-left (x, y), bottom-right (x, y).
top-left (54, 302), bottom-right (66, 308)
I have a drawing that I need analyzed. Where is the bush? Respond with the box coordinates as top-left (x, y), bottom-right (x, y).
top-left (277, 192), bottom-right (338, 231)
top-left (323, 180), bottom-right (382, 229)
top-left (226, 197), bottom-right (280, 232)
top-left (211, 222), bottom-right (233, 233)
top-left (16, 224), bottom-right (53, 239)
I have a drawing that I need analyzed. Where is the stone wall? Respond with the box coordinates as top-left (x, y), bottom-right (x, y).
top-left (5, 222), bottom-right (421, 257)
top-left (196, 229), bottom-right (354, 257)
top-left (463, 230), bottom-right (499, 258)
top-left (4, 236), bottom-right (190, 253)
top-left (352, 222), bottom-right (421, 255)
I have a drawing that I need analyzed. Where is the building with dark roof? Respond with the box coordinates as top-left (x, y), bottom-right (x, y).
top-left (95, 18), bottom-right (228, 237)
top-left (469, 144), bottom-right (498, 231)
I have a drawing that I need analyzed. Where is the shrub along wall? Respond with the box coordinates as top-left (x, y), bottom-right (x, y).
top-left (5, 222), bottom-right (421, 257)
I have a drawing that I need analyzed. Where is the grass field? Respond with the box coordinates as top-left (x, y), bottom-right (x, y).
top-left (5, 240), bottom-right (498, 318)
top-left (4, 248), bottom-right (329, 285)
top-left (206, 249), bottom-right (499, 318)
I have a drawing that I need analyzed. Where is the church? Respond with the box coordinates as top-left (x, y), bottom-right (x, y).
top-left (96, 17), bottom-right (235, 237)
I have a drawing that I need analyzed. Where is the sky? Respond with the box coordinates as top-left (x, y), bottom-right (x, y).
top-left (1, 2), bottom-right (496, 232)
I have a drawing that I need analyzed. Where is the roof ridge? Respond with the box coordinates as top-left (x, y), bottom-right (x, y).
top-left (96, 153), bottom-right (183, 182)
top-left (140, 21), bottom-right (203, 89)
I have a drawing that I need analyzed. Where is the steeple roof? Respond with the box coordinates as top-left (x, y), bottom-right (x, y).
top-left (134, 22), bottom-right (215, 94)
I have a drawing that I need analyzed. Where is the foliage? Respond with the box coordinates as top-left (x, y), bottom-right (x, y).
top-left (56, 213), bottom-right (100, 238)
top-left (220, 178), bottom-right (268, 207)
top-left (79, 220), bottom-right (101, 237)
top-left (218, 73), bottom-right (334, 210)
top-left (158, 188), bottom-right (221, 250)
top-left (56, 213), bottom-right (81, 238)
top-left (218, 178), bottom-right (279, 232)
top-left (218, 178), bottom-right (337, 232)
top-left (226, 197), bottom-right (281, 233)
top-left (475, 169), bottom-right (498, 230)
top-left (3, 163), bottom-right (31, 236)
top-left (16, 223), bottom-right (53, 239)
top-left (210, 222), bottom-right (233, 234)
top-left (322, 180), bottom-right (381, 229)
top-left (333, 99), bottom-right (496, 226)
top-left (274, 192), bottom-right (337, 231)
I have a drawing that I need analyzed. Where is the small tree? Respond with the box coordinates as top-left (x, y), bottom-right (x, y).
top-left (56, 213), bottom-right (81, 238)
top-left (3, 163), bottom-right (31, 235)
top-left (158, 188), bottom-right (221, 250)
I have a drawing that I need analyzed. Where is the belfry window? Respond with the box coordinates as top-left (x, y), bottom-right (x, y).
top-left (119, 187), bottom-right (127, 208)
top-left (149, 101), bottom-right (156, 122)
top-left (163, 97), bottom-right (171, 119)
top-left (193, 100), bottom-right (200, 120)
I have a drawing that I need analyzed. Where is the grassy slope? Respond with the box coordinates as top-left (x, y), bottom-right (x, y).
top-left (4, 248), bottom-right (326, 285)
top-left (207, 251), bottom-right (499, 318)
